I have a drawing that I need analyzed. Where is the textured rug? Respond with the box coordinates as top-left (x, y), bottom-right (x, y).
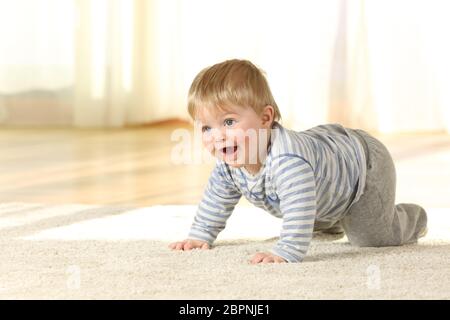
top-left (0, 202), bottom-right (449, 299)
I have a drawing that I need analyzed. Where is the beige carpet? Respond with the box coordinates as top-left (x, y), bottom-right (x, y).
top-left (0, 202), bottom-right (449, 299)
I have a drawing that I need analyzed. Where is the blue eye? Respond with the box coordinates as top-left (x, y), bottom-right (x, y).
top-left (224, 119), bottom-right (235, 127)
top-left (202, 126), bottom-right (211, 133)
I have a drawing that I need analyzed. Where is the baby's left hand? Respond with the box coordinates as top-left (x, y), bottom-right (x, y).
top-left (250, 252), bottom-right (287, 264)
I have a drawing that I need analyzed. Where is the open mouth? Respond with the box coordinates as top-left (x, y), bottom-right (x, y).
top-left (221, 145), bottom-right (238, 156)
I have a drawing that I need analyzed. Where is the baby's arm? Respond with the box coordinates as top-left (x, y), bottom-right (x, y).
top-left (170, 164), bottom-right (242, 250)
top-left (269, 156), bottom-right (317, 263)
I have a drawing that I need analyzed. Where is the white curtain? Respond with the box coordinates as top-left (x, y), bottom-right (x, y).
top-left (0, 0), bottom-right (186, 127)
top-left (0, 0), bottom-right (449, 132)
top-left (0, 0), bottom-right (75, 125)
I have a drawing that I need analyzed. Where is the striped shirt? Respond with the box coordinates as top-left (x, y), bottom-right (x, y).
top-left (188, 122), bottom-right (367, 262)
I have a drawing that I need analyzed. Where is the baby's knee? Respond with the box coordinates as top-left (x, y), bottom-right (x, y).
top-left (346, 232), bottom-right (402, 247)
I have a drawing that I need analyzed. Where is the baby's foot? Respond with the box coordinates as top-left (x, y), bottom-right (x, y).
top-left (418, 226), bottom-right (428, 239)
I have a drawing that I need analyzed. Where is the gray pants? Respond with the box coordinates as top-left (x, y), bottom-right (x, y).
top-left (338, 129), bottom-right (427, 247)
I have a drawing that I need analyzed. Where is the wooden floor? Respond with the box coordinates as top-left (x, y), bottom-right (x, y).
top-left (1, 122), bottom-right (450, 208)
top-left (0, 121), bottom-right (213, 206)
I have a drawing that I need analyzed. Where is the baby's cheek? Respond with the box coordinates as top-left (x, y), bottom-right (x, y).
top-left (202, 132), bottom-right (212, 144)
top-left (244, 135), bottom-right (257, 151)
top-left (228, 131), bottom-right (245, 146)
top-left (202, 140), bottom-right (214, 154)
top-left (245, 135), bottom-right (262, 162)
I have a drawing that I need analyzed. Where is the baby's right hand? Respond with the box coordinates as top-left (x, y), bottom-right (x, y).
top-left (168, 239), bottom-right (210, 251)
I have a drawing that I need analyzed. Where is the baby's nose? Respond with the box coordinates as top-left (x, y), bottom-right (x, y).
top-left (213, 128), bottom-right (226, 142)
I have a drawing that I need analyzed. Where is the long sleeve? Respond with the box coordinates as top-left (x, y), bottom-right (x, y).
top-left (270, 155), bottom-right (317, 262)
top-left (188, 164), bottom-right (242, 244)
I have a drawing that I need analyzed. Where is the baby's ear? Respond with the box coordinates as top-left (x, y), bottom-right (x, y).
top-left (261, 105), bottom-right (275, 126)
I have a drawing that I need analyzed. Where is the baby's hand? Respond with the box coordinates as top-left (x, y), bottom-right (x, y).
top-left (250, 252), bottom-right (286, 264)
top-left (168, 239), bottom-right (210, 251)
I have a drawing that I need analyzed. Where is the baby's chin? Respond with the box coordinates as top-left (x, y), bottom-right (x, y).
top-left (223, 158), bottom-right (259, 169)
top-left (215, 155), bottom-right (246, 167)
top-left (224, 161), bottom-right (245, 168)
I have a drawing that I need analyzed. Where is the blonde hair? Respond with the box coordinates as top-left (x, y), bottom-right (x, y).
top-left (187, 59), bottom-right (281, 121)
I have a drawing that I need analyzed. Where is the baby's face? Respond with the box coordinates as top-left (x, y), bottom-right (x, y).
top-left (195, 105), bottom-right (271, 168)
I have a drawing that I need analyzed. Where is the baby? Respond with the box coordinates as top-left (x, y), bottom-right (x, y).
top-left (169, 59), bottom-right (428, 264)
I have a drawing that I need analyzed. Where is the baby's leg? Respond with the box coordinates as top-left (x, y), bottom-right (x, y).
top-left (341, 131), bottom-right (427, 247)
top-left (314, 220), bottom-right (344, 234)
